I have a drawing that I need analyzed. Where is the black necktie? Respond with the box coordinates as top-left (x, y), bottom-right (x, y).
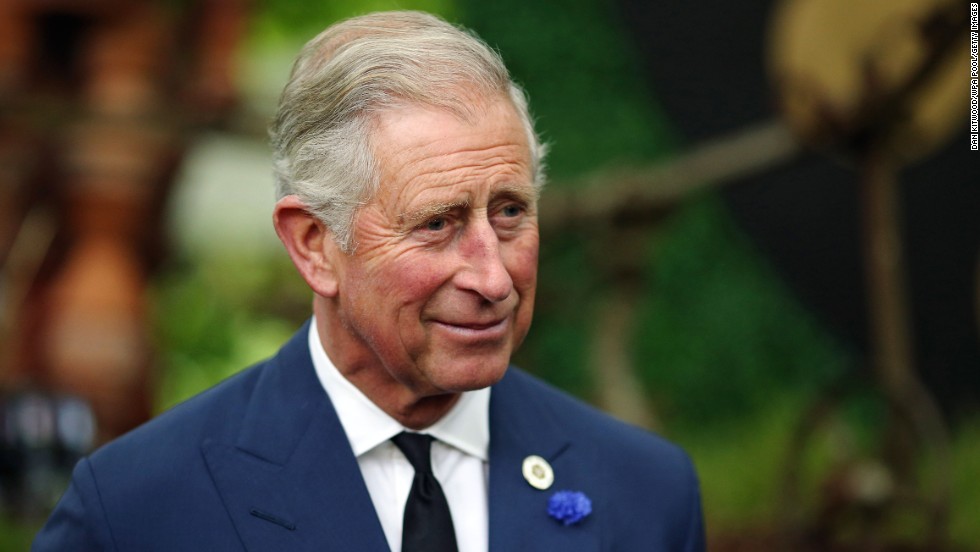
top-left (391, 432), bottom-right (459, 552)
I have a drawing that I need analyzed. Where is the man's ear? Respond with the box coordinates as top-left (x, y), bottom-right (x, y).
top-left (273, 195), bottom-right (343, 297)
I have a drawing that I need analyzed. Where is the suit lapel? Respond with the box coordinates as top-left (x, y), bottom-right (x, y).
top-left (488, 370), bottom-right (602, 552)
top-left (200, 325), bottom-right (603, 551)
top-left (202, 322), bottom-right (390, 552)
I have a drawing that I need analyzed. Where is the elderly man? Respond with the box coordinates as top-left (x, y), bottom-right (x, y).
top-left (33, 11), bottom-right (704, 552)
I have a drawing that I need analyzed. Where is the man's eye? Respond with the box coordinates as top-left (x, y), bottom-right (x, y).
top-left (425, 217), bottom-right (447, 231)
top-left (501, 204), bottom-right (524, 217)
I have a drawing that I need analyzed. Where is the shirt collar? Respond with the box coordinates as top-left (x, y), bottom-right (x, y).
top-left (308, 317), bottom-right (489, 461)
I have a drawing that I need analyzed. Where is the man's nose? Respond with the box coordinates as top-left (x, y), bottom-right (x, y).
top-left (456, 219), bottom-right (513, 303)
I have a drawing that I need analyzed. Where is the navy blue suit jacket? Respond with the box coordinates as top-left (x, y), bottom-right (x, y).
top-left (33, 321), bottom-right (705, 551)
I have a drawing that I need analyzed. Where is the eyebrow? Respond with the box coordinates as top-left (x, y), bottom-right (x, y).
top-left (396, 183), bottom-right (537, 229)
top-left (397, 199), bottom-right (470, 229)
top-left (491, 184), bottom-right (537, 207)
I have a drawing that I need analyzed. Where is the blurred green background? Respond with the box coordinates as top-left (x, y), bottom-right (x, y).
top-left (4, 0), bottom-right (978, 550)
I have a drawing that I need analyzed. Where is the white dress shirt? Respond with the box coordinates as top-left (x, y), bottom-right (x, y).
top-left (308, 320), bottom-right (490, 552)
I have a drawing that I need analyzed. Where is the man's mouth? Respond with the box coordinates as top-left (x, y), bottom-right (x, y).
top-left (430, 317), bottom-right (509, 339)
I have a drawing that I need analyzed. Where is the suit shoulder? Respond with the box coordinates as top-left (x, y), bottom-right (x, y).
top-left (501, 367), bottom-right (692, 466)
top-left (87, 359), bottom-right (266, 476)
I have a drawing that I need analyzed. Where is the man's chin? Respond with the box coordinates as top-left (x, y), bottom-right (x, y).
top-left (429, 354), bottom-right (510, 393)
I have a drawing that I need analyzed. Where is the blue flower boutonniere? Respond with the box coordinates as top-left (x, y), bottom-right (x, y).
top-left (547, 490), bottom-right (592, 526)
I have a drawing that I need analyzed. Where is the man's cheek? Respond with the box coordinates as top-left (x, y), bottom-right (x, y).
top-left (508, 246), bottom-right (539, 287)
top-left (388, 260), bottom-right (449, 297)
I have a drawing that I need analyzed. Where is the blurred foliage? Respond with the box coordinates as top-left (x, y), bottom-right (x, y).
top-left (459, 0), bottom-right (676, 180)
top-left (633, 196), bottom-right (849, 428)
top-left (677, 394), bottom-right (980, 548)
top-left (677, 395), bottom-right (806, 527)
top-left (151, 255), bottom-right (307, 411)
top-left (0, 518), bottom-right (37, 552)
top-left (949, 421), bottom-right (980, 546)
top-left (512, 227), bottom-right (599, 398)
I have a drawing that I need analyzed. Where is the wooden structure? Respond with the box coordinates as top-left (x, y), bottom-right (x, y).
top-left (0, 0), bottom-right (247, 447)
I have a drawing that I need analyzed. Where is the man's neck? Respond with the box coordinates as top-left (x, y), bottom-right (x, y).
top-left (313, 299), bottom-right (462, 429)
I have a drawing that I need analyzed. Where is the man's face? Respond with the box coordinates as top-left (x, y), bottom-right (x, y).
top-left (328, 97), bottom-right (539, 400)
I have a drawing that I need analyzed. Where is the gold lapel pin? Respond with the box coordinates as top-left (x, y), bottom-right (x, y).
top-left (522, 455), bottom-right (554, 490)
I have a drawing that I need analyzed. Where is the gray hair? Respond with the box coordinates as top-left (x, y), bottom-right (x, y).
top-left (270, 10), bottom-right (547, 251)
